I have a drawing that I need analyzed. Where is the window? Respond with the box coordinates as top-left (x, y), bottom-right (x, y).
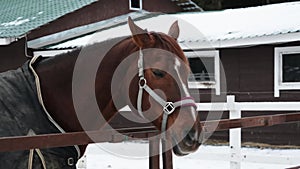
top-left (274, 46), bottom-right (300, 97)
top-left (282, 53), bottom-right (300, 82)
top-left (186, 50), bottom-right (220, 95)
top-left (129, 0), bottom-right (142, 10)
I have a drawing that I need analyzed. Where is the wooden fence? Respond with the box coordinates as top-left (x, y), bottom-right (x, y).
top-left (0, 95), bottom-right (300, 169)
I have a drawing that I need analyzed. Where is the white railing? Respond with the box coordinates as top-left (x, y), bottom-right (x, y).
top-left (197, 95), bottom-right (300, 169)
top-left (78, 95), bottom-right (300, 168)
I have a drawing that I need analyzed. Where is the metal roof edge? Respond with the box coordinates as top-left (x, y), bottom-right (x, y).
top-left (0, 37), bottom-right (18, 45)
top-left (180, 32), bottom-right (300, 50)
top-left (33, 49), bottom-right (73, 57)
top-left (28, 11), bottom-right (154, 49)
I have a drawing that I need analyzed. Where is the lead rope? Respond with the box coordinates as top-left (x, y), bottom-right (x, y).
top-left (27, 130), bottom-right (47, 169)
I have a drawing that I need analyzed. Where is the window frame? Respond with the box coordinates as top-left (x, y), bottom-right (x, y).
top-left (185, 50), bottom-right (220, 95)
top-left (274, 46), bottom-right (300, 97)
top-left (129, 0), bottom-right (143, 11)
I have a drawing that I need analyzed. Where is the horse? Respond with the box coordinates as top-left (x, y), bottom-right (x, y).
top-left (0, 17), bottom-right (201, 168)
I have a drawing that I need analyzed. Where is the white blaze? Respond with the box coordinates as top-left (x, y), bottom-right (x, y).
top-left (174, 58), bottom-right (197, 121)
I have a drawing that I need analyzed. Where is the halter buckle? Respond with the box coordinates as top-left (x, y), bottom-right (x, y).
top-left (163, 102), bottom-right (175, 115)
top-left (139, 77), bottom-right (147, 88)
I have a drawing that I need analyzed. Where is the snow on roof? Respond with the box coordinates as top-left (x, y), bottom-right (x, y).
top-left (0, 0), bottom-right (98, 38)
top-left (29, 11), bottom-right (152, 49)
top-left (49, 2), bottom-right (300, 50)
top-left (175, 1), bottom-right (300, 48)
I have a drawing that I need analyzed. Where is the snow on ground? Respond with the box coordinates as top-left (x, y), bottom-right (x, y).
top-left (77, 142), bottom-right (300, 169)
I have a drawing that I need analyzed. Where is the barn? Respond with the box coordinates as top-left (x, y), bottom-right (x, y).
top-left (36, 2), bottom-right (300, 146)
top-left (1, 0), bottom-right (299, 145)
top-left (0, 0), bottom-right (201, 72)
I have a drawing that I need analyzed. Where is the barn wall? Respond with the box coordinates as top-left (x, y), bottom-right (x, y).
top-left (198, 110), bottom-right (300, 146)
top-left (1, 1), bottom-right (181, 75)
top-left (0, 38), bottom-right (29, 72)
top-left (220, 45), bottom-right (275, 102)
top-left (144, 0), bottom-right (182, 13)
top-left (195, 42), bottom-right (300, 146)
top-left (225, 43), bottom-right (300, 102)
top-left (195, 42), bottom-right (300, 102)
top-left (28, 0), bottom-right (182, 40)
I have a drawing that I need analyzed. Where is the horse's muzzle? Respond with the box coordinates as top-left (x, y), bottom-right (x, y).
top-left (172, 125), bottom-right (201, 156)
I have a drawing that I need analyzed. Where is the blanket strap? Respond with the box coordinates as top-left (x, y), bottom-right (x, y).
top-left (28, 149), bottom-right (34, 169)
top-left (29, 55), bottom-right (81, 158)
top-left (27, 129), bottom-right (47, 169)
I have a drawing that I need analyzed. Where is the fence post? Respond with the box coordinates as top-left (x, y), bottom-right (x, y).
top-left (227, 95), bottom-right (241, 169)
top-left (149, 138), bottom-right (160, 169)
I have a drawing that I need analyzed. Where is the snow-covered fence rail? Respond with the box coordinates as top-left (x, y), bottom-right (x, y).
top-left (196, 95), bottom-right (300, 169)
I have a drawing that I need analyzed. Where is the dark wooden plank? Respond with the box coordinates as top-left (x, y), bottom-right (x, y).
top-left (0, 38), bottom-right (28, 72)
top-left (0, 126), bottom-right (158, 152)
top-left (0, 113), bottom-right (300, 153)
top-left (202, 112), bottom-right (300, 132)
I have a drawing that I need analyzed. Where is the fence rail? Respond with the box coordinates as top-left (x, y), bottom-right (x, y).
top-left (0, 126), bottom-right (157, 152)
top-left (1, 95), bottom-right (300, 169)
top-left (1, 112), bottom-right (299, 153)
top-left (202, 112), bottom-right (300, 132)
top-left (197, 95), bottom-right (300, 169)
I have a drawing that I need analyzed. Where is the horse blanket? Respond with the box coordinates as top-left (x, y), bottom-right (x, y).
top-left (0, 57), bottom-right (79, 169)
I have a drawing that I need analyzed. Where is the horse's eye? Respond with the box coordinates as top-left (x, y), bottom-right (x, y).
top-left (152, 69), bottom-right (165, 78)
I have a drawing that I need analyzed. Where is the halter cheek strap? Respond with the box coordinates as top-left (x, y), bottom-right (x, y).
top-left (136, 48), bottom-right (197, 135)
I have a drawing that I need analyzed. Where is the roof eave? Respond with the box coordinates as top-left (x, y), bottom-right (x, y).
top-left (28, 11), bottom-right (152, 49)
top-left (180, 32), bottom-right (300, 50)
top-left (0, 37), bottom-right (17, 45)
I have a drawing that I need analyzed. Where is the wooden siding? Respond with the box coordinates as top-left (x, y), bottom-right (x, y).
top-left (0, 38), bottom-right (29, 72)
top-left (197, 111), bottom-right (300, 146)
top-left (192, 42), bottom-right (300, 145)
top-left (2, 0), bottom-right (182, 71)
top-left (193, 42), bottom-right (300, 102)
top-left (28, 0), bottom-right (182, 40)
top-left (144, 0), bottom-right (182, 12)
top-left (221, 46), bottom-right (275, 102)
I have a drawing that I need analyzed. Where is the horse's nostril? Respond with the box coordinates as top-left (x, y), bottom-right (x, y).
top-left (184, 129), bottom-right (198, 146)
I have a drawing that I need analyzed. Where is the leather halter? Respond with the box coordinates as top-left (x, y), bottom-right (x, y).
top-left (136, 48), bottom-right (197, 136)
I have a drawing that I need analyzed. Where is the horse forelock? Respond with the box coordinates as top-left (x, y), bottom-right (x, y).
top-left (150, 32), bottom-right (188, 65)
top-left (73, 32), bottom-right (186, 65)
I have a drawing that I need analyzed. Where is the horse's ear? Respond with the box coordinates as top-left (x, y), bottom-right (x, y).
top-left (168, 20), bottom-right (180, 40)
top-left (128, 17), bottom-right (153, 47)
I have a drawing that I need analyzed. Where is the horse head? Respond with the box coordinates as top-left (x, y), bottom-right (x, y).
top-left (124, 17), bottom-right (201, 156)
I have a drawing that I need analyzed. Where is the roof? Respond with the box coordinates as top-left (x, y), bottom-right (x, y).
top-left (0, 0), bottom-right (98, 39)
top-left (28, 11), bottom-right (154, 49)
top-left (175, 1), bottom-right (300, 48)
top-left (46, 2), bottom-right (300, 50)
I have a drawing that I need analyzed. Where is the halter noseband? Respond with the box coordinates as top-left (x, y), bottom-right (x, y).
top-left (136, 48), bottom-right (197, 136)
